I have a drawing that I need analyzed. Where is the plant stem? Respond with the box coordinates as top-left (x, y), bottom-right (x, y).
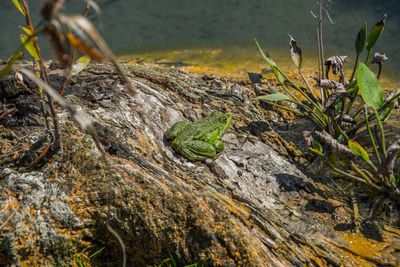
top-left (329, 164), bottom-right (368, 184)
top-left (264, 101), bottom-right (304, 117)
top-left (350, 162), bottom-right (382, 190)
top-left (347, 92), bottom-right (400, 135)
top-left (318, 0), bottom-right (325, 79)
top-left (280, 83), bottom-right (327, 128)
top-left (365, 109), bottom-right (381, 164)
top-left (374, 108), bottom-right (386, 155)
top-left (349, 53), bottom-right (360, 85)
top-left (22, 0), bottom-right (60, 150)
top-left (316, 27), bottom-right (325, 106)
top-left (365, 49), bottom-right (372, 64)
top-left (299, 68), bottom-right (319, 102)
top-left (282, 72), bottom-right (328, 123)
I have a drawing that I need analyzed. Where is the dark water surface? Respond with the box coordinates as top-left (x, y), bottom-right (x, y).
top-left (1, 0), bottom-right (399, 80)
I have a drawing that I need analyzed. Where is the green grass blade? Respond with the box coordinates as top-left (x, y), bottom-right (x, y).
top-left (0, 44), bottom-right (25, 80)
top-left (12, 0), bottom-right (26, 16)
top-left (89, 247), bottom-right (105, 259)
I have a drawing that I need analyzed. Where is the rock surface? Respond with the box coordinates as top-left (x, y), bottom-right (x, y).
top-left (1, 62), bottom-right (400, 266)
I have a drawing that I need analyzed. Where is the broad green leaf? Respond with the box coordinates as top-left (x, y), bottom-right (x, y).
top-left (71, 56), bottom-right (91, 76)
top-left (258, 93), bottom-right (291, 102)
top-left (348, 140), bottom-right (370, 163)
top-left (289, 34), bottom-right (302, 69)
top-left (20, 34), bottom-right (39, 60)
top-left (357, 63), bottom-right (383, 109)
top-left (366, 14), bottom-right (386, 52)
top-left (313, 140), bottom-right (323, 152)
top-left (12, 0), bottom-right (26, 16)
top-left (254, 39), bottom-right (277, 68)
top-left (355, 22), bottom-right (367, 55)
top-left (308, 147), bottom-right (325, 156)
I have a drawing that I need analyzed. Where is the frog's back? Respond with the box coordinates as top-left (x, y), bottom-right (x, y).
top-left (174, 114), bottom-right (220, 142)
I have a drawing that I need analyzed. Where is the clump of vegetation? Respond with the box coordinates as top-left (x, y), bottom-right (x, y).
top-left (150, 252), bottom-right (210, 267)
top-left (1, 0), bottom-right (135, 168)
top-left (64, 246), bottom-right (105, 267)
top-left (256, 10), bottom-right (400, 205)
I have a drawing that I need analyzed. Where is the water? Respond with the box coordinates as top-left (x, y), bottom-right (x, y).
top-left (1, 0), bottom-right (399, 83)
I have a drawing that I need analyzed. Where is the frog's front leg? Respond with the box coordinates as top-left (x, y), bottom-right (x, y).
top-left (178, 140), bottom-right (217, 161)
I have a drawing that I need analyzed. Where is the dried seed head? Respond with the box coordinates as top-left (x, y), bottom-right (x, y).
top-left (371, 52), bottom-right (388, 64)
top-left (44, 23), bottom-right (71, 67)
top-left (324, 56), bottom-right (347, 78)
top-left (302, 131), bottom-right (313, 147)
top-left (15, 71), bottom-right (24, 84)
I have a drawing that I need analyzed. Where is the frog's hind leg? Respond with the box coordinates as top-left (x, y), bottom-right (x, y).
top-left (180, 140), bottom-right (217, 161)
top-left (165, 121), bottom-right (188, 140)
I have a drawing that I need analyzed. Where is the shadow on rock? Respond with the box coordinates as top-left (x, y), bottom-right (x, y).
top-left (275, 173), bottom-right (326, 198)
top-left (305, 198), bottom-right (337, 214)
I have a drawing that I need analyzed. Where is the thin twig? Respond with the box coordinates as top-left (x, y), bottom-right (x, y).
top-left (0, 211), bottom-right (16, 230)
top-left (106, 224), bottom-right (126, 267)
top-left (59, 2), bottom-right (91, 98)
top-left (22, 0), bottom-right (60, 150)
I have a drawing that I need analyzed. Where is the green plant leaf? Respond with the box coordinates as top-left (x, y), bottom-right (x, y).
top-left (272, 66), bottom-right (285, 85)
top-left (308, 147), bottom-right (325, 156)
top-left (313, 140), bottom-right (323, 152)
top-left (348, 140), bottom-right (370, 163)
top-left (254, 39), bottom-right (277, 68)
top-left (380, 99), bottom-right (395, 122)
top-left (380, 89), bottom-right (400, 121)
top-left (0, 45), bottom-right (25, 80)
top-left (366, 14), bottom-right (386, 52)
top-left (71, 56), bottom-right (91, 76)
top-left (20, 34), bottom-right (39, 60)
top-left (12, 0), bottom-right (26, 16)
top-left (355, 22), bottom-right (367, 55)
top-left (357, 63), bottom-right (383, 109)
top-left (20, 26), bottom-right (33, 36)
top-left (254, 39), bottom-right (286, 85)
top-left (258, 93), bottom-right (291, 102)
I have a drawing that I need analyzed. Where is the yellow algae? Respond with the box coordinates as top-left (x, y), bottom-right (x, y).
top-left (120, 46), bottom-right (399, 89)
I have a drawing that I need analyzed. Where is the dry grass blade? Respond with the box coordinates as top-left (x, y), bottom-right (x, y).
top-left (18, 68), bottom-right (105, 156)
top-left (59, 15), bottom-right (135, 95)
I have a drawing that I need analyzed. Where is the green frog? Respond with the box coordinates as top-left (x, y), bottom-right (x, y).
top-left (165, 112), bottom-right (232, 161)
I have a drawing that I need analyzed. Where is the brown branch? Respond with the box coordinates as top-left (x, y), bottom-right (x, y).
top-left (22, 0), bottom-right (60, 150)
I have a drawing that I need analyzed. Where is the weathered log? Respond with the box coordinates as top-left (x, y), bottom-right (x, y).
top-left (0, 62), bottom-right (399, 266)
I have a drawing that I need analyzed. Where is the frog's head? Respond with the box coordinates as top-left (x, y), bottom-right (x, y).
top-left (212, 112), bottom-right (232, 134)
